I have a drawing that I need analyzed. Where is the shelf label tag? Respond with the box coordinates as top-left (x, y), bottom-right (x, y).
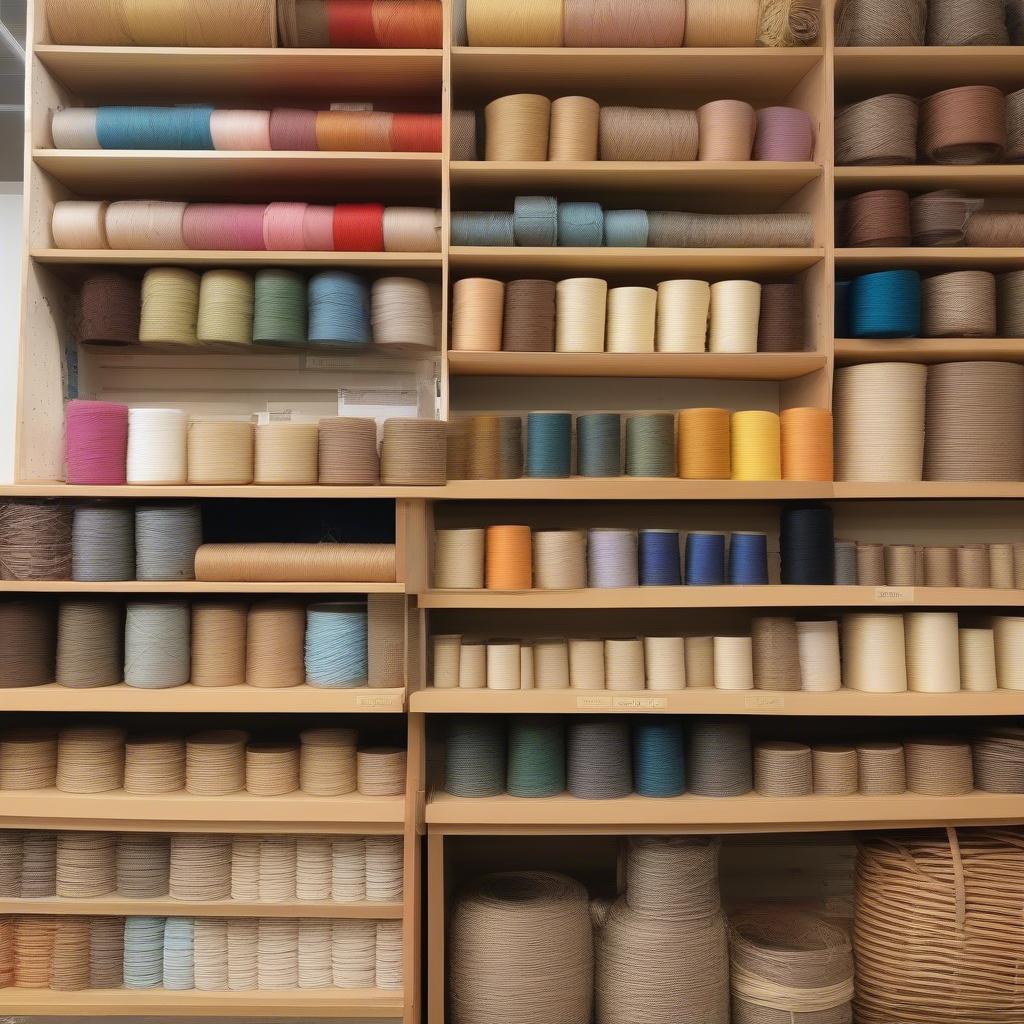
top-left (745, 694), bottom-right (785, 710)
top-left (874, 586), bottom-right (915, 603)
top-left (611, 696), bottom-right (668, 710)
top-left (355, 693), bottom-right (403, 709)
top-left (577, 695), bottom-right (613, 709)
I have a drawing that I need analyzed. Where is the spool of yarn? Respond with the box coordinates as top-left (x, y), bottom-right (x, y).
top-left (445, 716), bottom-right (505, 797)
top-left (105, 201), bottom-right (187, 250)
top-left (139, 268), bottom-right (200, 345)
top-left (638, 530), bottom-right (681, 586)
top-left (754, 740), bottom-right (812, 796)
top-left (678, 408), bottom-right (730, 479)
top-left (841, 613), bottom-right (908, 692)
top-left (210, 109), bottom-right (271, 150)
top-left (604, 209), bottom-right (649, 247)
top-left (65, 400), bottom-right (129, 485)
top-left (190, 602), bottom-right (247, 687)
top-left (576, 413), bottom-right (622, 477)
top-left (451, 211), bottom-right (515, 246)
top-left (52, 107), bottom-right (100, 148)
top-left (558, 203), bottom-right (604, 247)
top-left (317, 418), bottom-right (379, 485)
top-left (307, 272), bottom-right (369, 348)
top-left (0, 602), bottom-right (55, 688)
top-left (844, 190), bottom-right (912, 248)
top-left (757, 283), bottom-right (805, 353)
top-left (525, 412), bottom-right (572, 478)
top-left (812, 743), bottom-right (858, 795)
top-left (685, 532), bottom-right (726, 586)
top-left (452, 278), bottom-right (504, 352)
top-left (507, 716), bottom-right (565, 797)
top-left (485, 525), bottom-right (532, 590)
top-left (795, 620), bottom-right (841, 692)
top-left (606, 287), bottom-right (656, 352)
top-left (370, 277), bottom-right (436, 352)
top-left (123, 733), bottom-right (185, 794)
top-left (57, 725), bottom-right (125, 793)
top-left (533, 638), bottom-right (570, 690)
top-left (253, 269), bottom-right (306, 345)
top-left (56, 600), bottom-right (122, 688)
top-left (921, 271), bottom-right (997, 339)
top-left (991, 543), bottom-right (1016, 589)
top-left (567, 718), bottom-right (631, 799)
top-left (714, 635), bottom-right (754, 691)
top-left (856, 543), bottom-right (885, 586)
top-left (383, 206), bottom-right (442, 252)
top-left (380, 418), bottom-right (446, 485)
top-left (964, 211), bottom-right (1024, 247)
top-left (780, 407), bottom-right (833, 482)
top-left (194, 542), bottom-right (395, 584)
top-left (780, 505), bottom-right (833, 585)
top-left (126, 408), bottom-right (188, 484)
top-left (833, 540), bottom-right (857, 584)
top-left (434, 529), bottom-right (486, 589)
top-left (708, 280), bottom-right (760, 354)
top-left (754, 106), bottom-right (815, 161)
top-left (305, 602), bottom-right (368, 688)
top-left (567, 638), bottom-right (604, 690)
top-left (187, 420), bottom-right (255, 485)
top-left (186, 729), bottom-right (247, 795)
top-left (625, 414), bottom-right (675, 477)
top-left (728, 532), bottom-right (768, 585)
top-left (994, 616), bottom-right (1024, 689)
top-left (835, 95), bottom-right (918, 165)
top-left (588, 529), bottom-right (638, 589)
top-left (513, 195), bottom-right (558, 246)
top-left (924, 545), bottom-right (957, 587)
top-left (124, 601), bottom-right (190, 689)
top-left (134, 504), bottom-right (201, 581)
top-left (51, 200), bottom-right (109, 248)
top-left (598, 107), bottom-right (697, 162)
top-left (0, 501), bottom-right (72, 581)
top-left (698, 100), bottom-right (755, 161)
top-left (998, 271), bottom-right (1024, 338)
top-left (884, 544), bottom-right (916, 587)
top-left (549, 96), bottom-right (600, 161)
top-left (246, 601), bottom-right (305, 688)
top-left (533, 530), bottom-right (587, 590)
top-left (197, 270), bottom-right (254, 346)
top-left (911, 190), bottom-right (979, 247)
top-left (848, 270), bottom-right (921, 338)
top-left (465, 0), bottom-right (563, 45)
top-left (77, 272), bottom-right (140, 346)
top-left (972, 729), bottom-right (1024, 792)
top-left (254, 422), bottom-right (319, 485)
top-left (904, 737), bottom-right (973, 795)
top-left (642, 636), bottom-right (685, 691)
top-left (181, 203), bottom-right (267, 251)
top-left (647, 211), bottom-right (812, 248)
top-left (656, 280), bottom-right (709, 353)
top-left (503, 279), bottom-right (556, 352)
top-left (487, 642), bottom-right (521, 691)
top-left (687, 719), bottom-right (752, 796)
top-left (485, 94), bottom-right (551, 161)
top-left (632, 718), bottom-right (685, 797)
top-left (450, 109), bottom-right (478, 160)
top-left (857, 740), bottom-right (906, 794)
top-left (684, 0), bottom-right (759, 44)
top-left (920, 86), bottom-right (1006, 165)
top-left (1007, 89), bottom-right (1024, 162)
top-left (731, 411), bottom-right (781, 481)
top-left (904, 612), bottom-right (961, 693)
top-left (556, 278), bottom-right (607, 352)
top-left (751, 616), bottom-right (800, 692)
top-left (836, 0), bottom-right (925, 44)
top-left (604, 637), bottom-right (645, 691)
top-left (467, 415), bottom-right (500, 479)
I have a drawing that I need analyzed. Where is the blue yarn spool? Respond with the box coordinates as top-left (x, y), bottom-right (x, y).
top-left (638, 530), bottom-right (682, 586)
top-left (632, 717), bottom-right (685, 797)
top-left (304, 602), bottom-right (368, 688)
top-left (526, 412), bottom-right (573, 478)
top-left (307, 271), bottom-right (370, 347)
top-left (123, 916), bottom-right (165, 989)
top-left (96, 106), bottom-right (214, 150)
top-left (848, 270), bottom-right (921, 338)
top-left (834, 279), bottom-right (850, 337)
top-left (728, 532), bottom-right (769, 585)
top-left (450, 212), bottom-right (515, 246)
top-left (513, 196), bottom-right (558, 246)
top-left (685, 532), bottom-right (726, 585)
top-left (576, 412), bottom-right (621, 477)
top-left (604, 209), bottom-right (649, 247)
top-left (557, 202), bottom-right (604, 247)
top-left (162, 917), bottom-right (194, 991)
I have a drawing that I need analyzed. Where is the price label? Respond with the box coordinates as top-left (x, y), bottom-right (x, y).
top-left (874, 586), bottom-right (915, 603)
top-left (355, 694), bottom-right (403, 709)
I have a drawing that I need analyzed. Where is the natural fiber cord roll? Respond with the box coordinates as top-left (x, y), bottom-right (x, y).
top-left (835, 94), bottom-right (918, 165)
top-left (466, 0), bottom-right (563, 45)
top-left (484, 95), bottom-right (551, 162)
top-left (842, 613), bottom-right (908, 692)
top-left (191, 602), bottom-right (247, 687)
top-left (187, 420), bottom-right (254, 485)
top-left (550, 97), bottom-right (599, 161)
top-left (195, 543), bottom-right (396, 583)
top-left (679, 408), bottom-right (731, 479)
top-left (254, 423), bottom-right (318, 485)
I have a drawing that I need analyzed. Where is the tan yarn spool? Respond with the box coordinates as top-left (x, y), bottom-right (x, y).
top-left (300, 727), bottom-right (357, 796)
top-left (751, 617), bottom-right (800, 692)
top-left (566, 638), bottom-right (605, 691)
top-left (905, 612), bottom-right (961, 693)
top-left (380, 418), bottom-right (447, 485)
top-left (920, 86), bottom-right (1006, 165)
top-left (904, 737), bottom-right (973, 796)
top-left (959, 628), bottom-right (998, 692)
top-left (56, 726), bottom-right (125, 794)
top-left (246, 601), bottom-right (305, 688)
top-left (924, 546), bottom-right (957, 587)
top-left (253, 422), bottom-right (318, 485)
top-left (926, 0), bottom-right (1008, 43)
top-left (754, 741), bottom-right (813, 797)
top-left (841, 613), bottom-right (908, 693)
top-left (922, 271), bottom-right (998, 338)
top-left (368, 593), bottom-right (406, 689)
top-left (656, 279), bottom-right (710, 353)
top-left (55, 832), bottom-right (116, 898)
top-left (856, 741), bottom-right (906, 794)
top-left (187, 420), bottom-right (255, 484)
top-left (317, 418), bottom-right (380, 485)
top-left (452, 278), bottom-right (504, 351)
top-left (549, 97), bottom-right (600, 161)
top-left (246, 742), bottom-right (300, 796)
top-left (485, 94), bottom-right (551, 162)
top-left (563, 0), bottom-right (687, 45)
top-left (911, 189), bottom-right (980, 247)
top-left (191, 602), bottom-right (247, 687)
top-left (598, 107), bottom-right (698, 162)
top-left (49, 917), bottom-right (90, 992)
top-left (466, 415), bottom-right (501, 479)
top-left (465, 0), bottom-right (563, 46)
top-left (644, 636), bottom-right (686, 691)
top-left (123, 733), bottom-right (185, 794)
top-left (956, 544), bottom-right (991, 587)
top-left (556, 278), bottom-right (607, 352)
top-left (432, 635), bottom-right (461, 689)
top-left (451, 110), bottom-right (478, 161)
top-left (698, 101), bottom-right (756, 162)
top-left (997, 271), bottom-right (1024, 338)
top-left (56, 599), bottom-right (121, 689)
top-left (1007, 88), bottom-right (1024, 162)
top-left (169, 834), bottom-right (231, 901)
top-left (195, 542), bottom-right (395, 584)
top-left (684, 0), bottom-right (760, 44)
top-left (812, 744), bottom-right (858, 796)
top-left (836, 0), bottom-right (926, 46)
top-left (533, 638), bottom-right (570, 690)
top-left (186, 729), bottom-right (247, 795)
top-left (356, 746), bottom-right (406, 795)
top-left (0, 729), bottom-right (57, 791)
top-left (197, 269), bottom-right (254, 346)
top-left (883, 544), bottom-right (915, 586)
top-left (835, 95), bottom-right (918, 165)
top-left (604, 637), bottom-right (645, 692)
top-left (533, 529), bottom-right (587, 590)
top-left (972, 729), bottom-right (1024, 791)
top-left (434, 529), bottom-right (486, 589)
top-left (990, 543), bottom-right (1015, 589)
top-left (964, 211), bottom-right (1024, 247)
top-left (994, 615), bottom-right (1024, 689)
top-left (459, 640), bottom-right (487, 689)
top-left (366, 278), bottom-right (436, 352)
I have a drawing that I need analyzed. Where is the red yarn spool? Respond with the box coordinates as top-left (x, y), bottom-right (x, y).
top-left (390, 113), bottom-right (442, 152)
top-left (326, 0), bottom-right (378, 44)
top-left (333, 203), bottom-right (385, 251)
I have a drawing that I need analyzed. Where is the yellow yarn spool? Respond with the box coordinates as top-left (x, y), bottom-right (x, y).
top-left (466, 0), bottom-right (563, 45)
top-left (730, 410), bottom-right (782, 480)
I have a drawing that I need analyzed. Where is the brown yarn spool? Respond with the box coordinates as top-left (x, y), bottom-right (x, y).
top-left (855, 543), bottom-right (885, 586)
top-left (549, 96), bottom-right (600, 162)
top-left (757, 283), bottom-right (805, 352)
top-left (89, 917), bottom-right (124, 989)
top-left (924, 546), bottom-right (957, 587)
top-left (563, 0), bottom-right (686, 45)
top-left (246, 601), bottom-right (305, 688)
top-left (964, 211), bottom-right (1024, 247)
top-left (503, 279), bottom-right (556, 352)
top-left (56, 599), bottom-right (122, 689)
top-left (380, 418), bottom-right (446, 485)
top-left (926, 0), bottom-right (1009, 45)
top-left (751, 617), bottom-right (800, 692)
top-left (191, 602), bottom-right (247, 687)
top-left (856, 740), bottom-right (906, 795)
top-left (451, 110), bottom-right (479, 161)
top-left (0, 601), bottom-right (56, 688)
top-left (245, 741), bottom-right (300, 796)
top-left (904, 737), bottom-right (973, 795)
top-left (844, 190), bottom-right (911, 247)
top-left (77, 272), bottom-right (140, 346)
top-left (697, 100), bottom-right (756, 162)
top-left (1007, 89), bottom-right (1024, 162)
top-left (835, 95), bottom-right (918, 166)
top-left (921, 271), bottom-right (997, 338)
top-left (754, 741), bottom-right (813, 797)
top-left (599, 107), bottom-right (698, 162)
top-left (884, 544), bottom-right (916, 586)
top-left (835, 0), bottom-right (925, 44)
top-left (195, 543), bottom-right (396, 583)
top-left (1010, 0), bottom-right (1024, 42)
top-left (0, 501), bottom-right (72, 581)
top-left (911, 189), bottom-right (977, 247)
top-left (811, 744), bottom-right (858, 796)
top-left (920, 86), bottom-right (1006, 165)
top-left (498, 416), bottom-right (524, 479)
top-left (997, 271), bottom-right (1024, 338)
top-left (956, 544), bottom-right (991, 588)
top-left (445, 419), bottom-right (470, 480)
top-left (484, 94), bottom-right (551, 162)
top-left (318, 417), bottom-right (380, 485)
top-left (467, 415), bottom-right (501, 480)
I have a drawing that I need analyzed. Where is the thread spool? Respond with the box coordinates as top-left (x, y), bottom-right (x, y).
top-left (253, 269), bottom-right (306, 345)
top-left (187, 420), bottom-right (255, 485)
top-left (678, 408), bottom-right (730, 479)
top-left (998, 271), bottom-right (1024, 338)
top-left (567, 718), bottom-right (632, 799)
top-left (833, 539), bottom-right (857, 584)
top-left (65, 401), bottom-right (129, 485)
top-left (644, 636), bottom-right (686, 691)
top-left (924, 545), bottom-right (957, 587)
top-left (549, 97), bottom-right (599, 161)
top-left (885, 544), bottom-right (916, 587)
top-left (625, 413), bottom-right (676, 477)
top-left (606, 287), bottom-right (657, 353)
top-left (780, 506), bottom-right (833, 585)
top-left (467, 415), bottom-right (500, 479)
top-left (77, 271), bottom-right (140, 346)
top-left (450, 109), bottom-right (477, 160)
top-left (728, 532), bottom-right (769, 585)
top-left (503, 279), bottom-right (556, 352)
top-left (632, 718), bottom-right (685, 797)
top-left (708, 280), bottom-right (760, 353)
top-left (564, 0), bottom-right (687, 45)
top-left (991, 543), bottom-right (1016, 589)
top-left (56, 600), bottom-right (122, 689)
top-left (604, 209), bottom-right (649, 247)
top-left (246, 601), bottom-right (306, 688)
top-left (452, 278), bottom-right (504, 352)
top-left (254, 423), bottom-right (319, 485)
top-left (638, 530), bottom-right (681, 586)
top-left (507, 716), bottom-right (565, 797)
top-left (905, 737), bottom-right (973, 795)
top-left (656, 280), bottom-right (709, 353)
top-left (812, 743), bottom-right (858, 795)
top-left (530, 639), bottom-right (568, 691)
top-left (134, 504), bottom-right (201, 581)
top-left (190, 602), bottom-right (247, 687)
top-left (526, 412), bottom-right (572, 478)
top-left (856, 543), bottom-right (885, 586)
top-left (576, 413), bottom-right (622, 478)
top-left (605, 637), bottom-right (645, 691)
top-left (848, 270), bottom-right (921, 338)
top-left (780, 408), bottom-right (833, 482)
top-left (124, 601), bottom-right (190, 689)
top-left (713, 636), bottom-right (754, 691)
top-left (445, 716), bottom-right (505, 797)
top-left (757, 283), bottom-right (805, 353)
top-left (487, 642), bottom-right (521, 691)
top-left (922, 271), bottom-right (997, 338)
top-left (730, 411), bottom-right (781, 481)
top-left (371, 276), bottom-right (436, 351)
top-left (484, 94), bottom-right (551, 161)
top-left (687, 719), bottom-right (752, 796)
top-left (126, 408), bottom-right (188, 485)
top-left (305, 602), bottom-right (368, 688)
top-left (568, 638), bottom-right (605, 690)
top-left (513, 195), bottom-right (558, 246)
top-left (836, 0), bottom-right (925, 44)
top-left (210, 109), bottom-right (271, 150)
top-left (57, 725), bottom-right (125, 794)
top-left (795, 620), bottom-right (841, 692)
top-left (920, 86), bottom-right (1006, 165)
top-left (451, 211), bottom-right (514, 246)
top-left (458, 641), bottom-right (486, 689)
top-left (844, 189), bottom-right (912, 247)
top-left (0, 501), bottom-right (72, 581)
top-left (465, 0), bottom-right (563, 45)
top-left (186, 729), bottom-right (247, 796)
top-left (558, 202), bottom-right (603, 247)
top-left (842, 613), bottom-right (908, 692)
top-left (904, 612), bottom-right (961, 693)
top-left (587, 529), bottom-right (638, 589)
top-left (754, 740), bottom-right (812, 796)
top-left (911, 189), bottom-right (979, 246)
top-left (0, 601), bottom-right (50, 683)
top-left (533, 529), bottom-right (587, 590)
top-left (485, 525), bottom-right (532, 590)
top-left (139, 268), bottom-right (200, 345)
top-left (307, 271), bottom-right (370, 347)
top-left (698, 100), bottom-right (756, 161)
top-left (857, 740), bottom-right (907, 795)
top-left (754, 106), bottom-right (814, 161)
top-left (52, 200), bottom-right (109, 248)
top-left (751, 616), bottom-right (800, 692)
top-left (599, 107), bottom-right (698, 161)
top-left (685, 532), bottom-right (726, 586)
top-left (123, 733), bottom-right (185, 794)
top-left (556, 279), bottom-right (607, 352)
top-left (197, 270), bottom-right (254, 346)
top-left (835, 94), bottom-right (918, 165)
top-left (106, 201), bottom-right (187, 250)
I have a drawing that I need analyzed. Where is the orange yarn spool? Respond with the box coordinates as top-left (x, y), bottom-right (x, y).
top-left (677, 408), bottom-right (731, 479)
top-left (485, 525), bottom-right (533, 590)
top-left (780, 407), bottom-right (834, 481)
top-left (315, 111), bottom-right (392, 151)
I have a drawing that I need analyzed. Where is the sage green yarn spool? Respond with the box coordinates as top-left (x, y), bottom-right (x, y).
top-left (507, 715), bottom-right (566, 797)
top-left (625, 413), bottom-right (676, 477)
top-left (253, 268), bottom-right (307, 345)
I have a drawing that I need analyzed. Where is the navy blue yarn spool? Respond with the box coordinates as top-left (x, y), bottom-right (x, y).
top-left (685, 532), bottom-right (726, 585)
top-left (638, 530), bottom-right (682, 586)
top-left (848, 270), bottom-right (921, 338)
top-left (834, 280), bottom-right (850, 337)
top-left (557, 202), bottom-right (604, 246)
top-left (307, 271), bottom-right (370, 347)
top-left (576, 412), bottom-right (621, 477)
top-left (96, 106), bottom-right (214, 150)
top-left (632, 717), bottom-right (685, 797)
top-left (780, 504), bottom-right (835, 584)
top-left (445, 716), bottom-right (506, 797)
top-left (526, 412), bottom-right (573, 478)
top-left (728, 532), bottom-right (769, 585)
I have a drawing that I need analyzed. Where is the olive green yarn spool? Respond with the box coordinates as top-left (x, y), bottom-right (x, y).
top-left (625, 413), bottom-right (676, 477)
top-left (253, 268), bottom-right (307, 345)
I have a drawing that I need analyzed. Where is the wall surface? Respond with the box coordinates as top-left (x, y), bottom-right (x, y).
top-left (0, 186), bottom-right (23, 483)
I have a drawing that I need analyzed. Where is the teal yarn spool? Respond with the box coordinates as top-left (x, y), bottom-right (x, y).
top-left (557, 202), bottom-right (604, 247)
top-left (445, 716), bottom-right (506, 797)
top-left (96, 106), bottom-right (214, 150)
top-left (526, 412), bottom-right (573, 478)
top-left (304, 601), bottom-right (368, 688)
top-left (625, 413), bottom-right (676, 476)
top-left (513, 196), bottom-right (558, 246)
top-left (632, 717), bottom-right (685, 797)
top-left (253, 269), bottom-right (307, 345)
top-left (577, 412), bottom-right (622, 477)
top-left (507, 715), bottom-right (566, 797)
top-left (604, 209), bottom-right (649, 247)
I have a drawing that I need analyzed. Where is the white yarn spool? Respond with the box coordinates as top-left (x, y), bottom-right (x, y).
top-left (685, 636), bottom-right (715, 688)
top-left (708, 280), bottom-right (761, 353)
top-left (605, 287), bottom-right (657, 353)
top-left (51, 108), bottom-right (100, 148)
top-left (713, 635), bottom-right (754, 690)
top-left (458, 641), bottom-right (486, 689)
top-left (604, 637), bottom-right (645, 691)
top-left (568, 638), bottom-right (606, 690)
top-left (51, 200), bottom-right (109, 248)
top-left (994, 616), bottom-right (1024, 690)
top-left (533, 638), bottom-right (570, 689)
top-left (905, 612), bottom-right (961, 693)
top-left (655, 279), bottom-right (710, 352)
top-left (958, 628), bottom-right (998, 693)
top-left (556, 278), bottom-right (607, 352)
top-left (643, 636), bottom-right (686, 691)
top-left (486, 642), bottom-right (521, 690)
top-left (841, 613), bottom-right (908, 692)
top-left (126, 408), bottom-right (188, 484)
top-left (432, 635), bottom-right (461, 689)
top-left (796, 620), bottom-right (841, 692)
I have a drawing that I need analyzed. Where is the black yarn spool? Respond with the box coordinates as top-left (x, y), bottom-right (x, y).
top-left (444, 715), bottom-right (506, 797)
top-left (780, 504), bottom-right (835, 584)
top-left (686, 718), bottom-right (752, 797)
top-left (567, 717), bottom-right (632, 799)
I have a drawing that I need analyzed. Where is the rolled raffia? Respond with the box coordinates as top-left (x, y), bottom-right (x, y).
top-left (924, 361), bottom-right (1024, 481)
top-left (646, 212), bottom-right (813, 248)
top-left (904, 737), bottom-right (973, 795)
top-left (563, 0), bottom-right (686, 45)
top-left (598, 107), bottom-right (698, 162)
top-left (549, 97), bottom-right (600, 161)
top-left (964, 211), bottom-right (1024, 247)
top-left (194, 543), bottom-right (396, 583)
top-left (449, 871), bottom-right (593, 1024)
top-left (998, 271), bottom-right (1024, 338)
top-left (318, 417), bottom-right (380, 485)
top-left (754, 741), bottom-right (813, 797)
top-left (684, 0), bottom-right (759, 44)
top-left (0, 501), bottom-right (72, 581)
top-left (484, 94), bottom-right (551, 162)
top-left (911, 189), bottom-right (979, 246)
top-left (920, 86), bottom-right (1006, 165)
top-left (926, 0), bottom-right (1009, 45)
top-left (380, 418), bottom-right (446, 485)
top-left (0, 601), bottom-right (56, 687)
top-left (834, 95), bottom-right (918, 166)
top-left (844, 190), bottom-right (911, 247)
top-left (921, 271), bottom-right (997, 338)
top-left (835, 0), bottom-right (925, 44)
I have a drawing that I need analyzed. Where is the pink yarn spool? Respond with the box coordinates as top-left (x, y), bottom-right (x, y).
top-left (303, 204), bottom-right (336, 251)
top-left (269, 108), bottom-right (318, 150)
top-left (754, 107), bottom-right (815, 162)
top-left (182, 204), bottom-right (268, 250)
top-left (65, 399), bottom-right (129, 484)
top-left (263, 202), bottom-right (309, 250)
top-left (210, 109), bottom-right (272, 150)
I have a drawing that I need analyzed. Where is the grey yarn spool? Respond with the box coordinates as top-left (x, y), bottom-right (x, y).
top-left (134, 504), bottom-right (202, 581)
top-left (56, 599), bottom-right (123, 688)
top-left (445, 716), bottom-right (506, 797)
top-left (686, 719), bottom-right (753, 796)
top-left (625, 414), bottom-right (676, 477)
top-left (72, 505), bottom-right (135, 582)
top-left (833, 540), bottom-right (858, 585)
top-left (568, 718), bottom-right (632, 799)
top-left (124, 601), bottom-right (191, 689)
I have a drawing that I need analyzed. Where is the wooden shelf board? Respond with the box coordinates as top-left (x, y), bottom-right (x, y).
top-left (31, 248), bottom-right (442, 268)
top-left (0, 684), bottom-right (405, 713)
top-left (836, 248), bottom-right (1024, 270)
top-left (0, 482), bottom-right (442, 498)
top-left (35, 44), bottom-right (442, 98)
top-left (0, 790), bottom-right (404, 833)
top-left (446, 351), bottom-right (826, 380)
top-left (834, 47), bottom-right (1024, 93)
top-left (0, 986), bottom-right (402, 1017)
top-left (836, 338), bottom-right (1024, 364)
top-left (426, 790), bottom-right (1024, 833)
top-left (450, 247), bottom-right (824, 274)
top-left (35, 150), bottom-right (442, 201)
top-left (0, 581), bottom-right (402, 594)
top-left (834, 164), bottom-right (1024, 196)
top-left (410, 688), bottom-right (1024, 717)
top-left (832, 482), bottom-right (1024, 499)
top-left (0, 897), bottom-right (403, 919)
top-left (436, 479), bottom-right (833, 500)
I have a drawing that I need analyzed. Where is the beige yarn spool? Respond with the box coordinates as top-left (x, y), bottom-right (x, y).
top-left (452, 279), bottom-right (504, 352)
top-left (432, 634), bottom-right (461, 689)
top-left (924, 545), bottom-right (957, 587)
top-left (904, 612), bottom-right (961, 692)
top-left (191, 602), bottom-right (247, 687)
top-left (246, 741), bottom-right (300, 796)
top-left (139, 267), bottom-right (200, 345)
top-left (459, 641), bottom-right (486, 689)
top-left (605, 637), bottom-right (645, 691)
top-left (812, 744), bottom-right (858, 796)
top-left (990, 543), bottom-right (1015, 589)
top-left (959, 627), bottom-right (998, 692)
top-left (713, 635), bottom-right (754, 691)
top-left (598, 107), bottom-right (698, 161)
top-left (685, 636), bottom-right (715, 688)
top-left (883, 544), bottom-right (916, 586)
top-left (994, 616), bottom-right (1024, 689)
top-left (921, 271), bottom-right (997, 338)
top-left (51, 200), bottom-right (109, 249)
top-left (56, 726), bottom-right (124, 794)
top-left (300, 727), bottom-right (357, 796)
top-left (534, 638), bottom-right (571, 690)
top-left (708, 280), bottom-right (761, 354)
top-left (957, 544), bottom-right (991, 588)
top-left (656, 279), bottom-right (709, 353)
top-left (644, 636), bottom-right (686, 691)
top-left (123, 733), bottom-right (185, 794)
top-left (754, 741), bottom-right (813, 797)
top-left (857, 741), bottom-right (906, 794)
top-left (796, 620), bottom-right (841, 692)
top-left (105, 200), bottom-right (188, 250)
top-left (434, 528), bottom-right (486, 589)
top-left (606, 287), bottom-right (657, 353)
top-left (356, 746), bottom-right (406, 795)
top-left (533, 529), bottom-right (587, 590)
top-left (752, 616), bottom-right (800, 692)
top-left (684, 0), bottom-right (760, 44)
top-left (486, 642), bottom-right (521, 690)
top-left (841, 613), bottom-right (908, 692)
top-left (245, 601), bottom-right (305, 688)
top-left (855, 544), bottom-right (885, 586)
top-left (556, 278), bottom-right (608, 352)
top-left (550, 96), bottom-right (600, 161)
top-left (834, 94), bottom-right (919, 165)
top-left (485, 94), bottom-right (551, 161)
top-left (254, 423), bottom-right (318, 485)
top-left (698, 100), bottom-right (756, 161)
top-left (367, 593), bottom-right (405, 690)
top-left (187, 420), bottom-right (255, 484)
top-left (998, 271), bottom-right (1024, 338)
top-left (904, 737), bottom-right (973, 795)
top-left (568, 638), bottom-right (605, 690)
top-left (371, 277), bottom-right (437, 352)
top-left (380, 418), bottom-right (447, 486)
top-left (186, 729), bottom-right (247, 795)
top-left (197, 270), bottom-right (254, 346)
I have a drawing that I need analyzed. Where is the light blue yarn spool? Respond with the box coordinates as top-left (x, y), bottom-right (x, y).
top-left (557, 202), bottom-right (604, 246)
top-left (123, 916), bottom-right (165, 989)
top-left (604, 209), bottom-right (649, 247)
top-left (513, 196), bottom-right (558, 246)
top-left (123, 600), bottom-right (191, 689)
top-left (162, 917), bottom-right (195, 991)
top-left (305, 602), bottom-right (369, 688)
top-left (96, 106), bottom-right (214, 150)
top-left (307, 271), bottom-right (370, 347)
top-left (450, 212), bottom-right (515, 246)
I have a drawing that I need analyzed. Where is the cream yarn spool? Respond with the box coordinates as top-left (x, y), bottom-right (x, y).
top-left (371, 277), bottom-right (437, 351)
top-left (254, 422), bottom-right (318, 484)
top-left (452, 279), bottom-right (504, 352)
top-left (959, 627), bottom-right (998, 692)
top-left (534, 638), bottom-right (570, 690)
top-left (568, 638), bottom-right (605, 690)
top-left (51, 107), bottom-right (100, 149)
top-left (644, 636), bottom-right (686, 691)
top-left (458, 641), bottom-right (486, 689)
top-left (139, 267), bottom-right (200, 344)
top-left (713, 636), bottom-right (754, 690)
top-left (655, 279), bottom-right (710, 353)
top-left (604, 637), bottom-right (645, 691)
top-left (841, 613), bottom-right (908, 692)
top-left (994, 616), bottom-right (1024, 689)
top-left (707, 280), bottom-right (761, 353)
top-left (549, 96), bottom-right (600, 161)
top-left (197, 269), bottom-right (254, 346)
top-left (51, 200), bottom-right (109, 248)
top-left (685, 636), bottom-right (715, 688)
top-left (105, 200), bottom-right (187, 250)
top-left (904, 612), bottom-right (961, 692)
top-left (486, 642), bottom-right (521, 690)
top-left (606, 287), bottom-right (657, 353)
top-left (533, 530), bottom-right (587, 590)
top-left (126, 408), bottom-right (188, 484)
top-left (187, 419), bottom-right (255, 484)
top-left (556, 278), bottom-right (608, 352)
top-left (485, 94), bottom-right (552, 161)
top-left (434, 529), bottom-right (486, 589)
top-left (796, 620), bottom-right (841, 692)
top-left (432, 635), bottom-right (462, 689)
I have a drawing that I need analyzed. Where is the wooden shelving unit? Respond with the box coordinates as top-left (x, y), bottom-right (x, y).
top-left (0, 897), bottom-right (404, 919)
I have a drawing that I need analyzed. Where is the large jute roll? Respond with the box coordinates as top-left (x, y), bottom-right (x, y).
top-left (835, 95), bottom-right (918, 165)
top-left (841, 613), bottom-right (908, 692)
top-left (449, 872), bottom-right (593, 1024)
top-left (924, 361), bottom-right (1024, 481)
top-left (833, 363), bottom-right (926, 482)
top-left (195, 543), bottom-right (396, 583)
